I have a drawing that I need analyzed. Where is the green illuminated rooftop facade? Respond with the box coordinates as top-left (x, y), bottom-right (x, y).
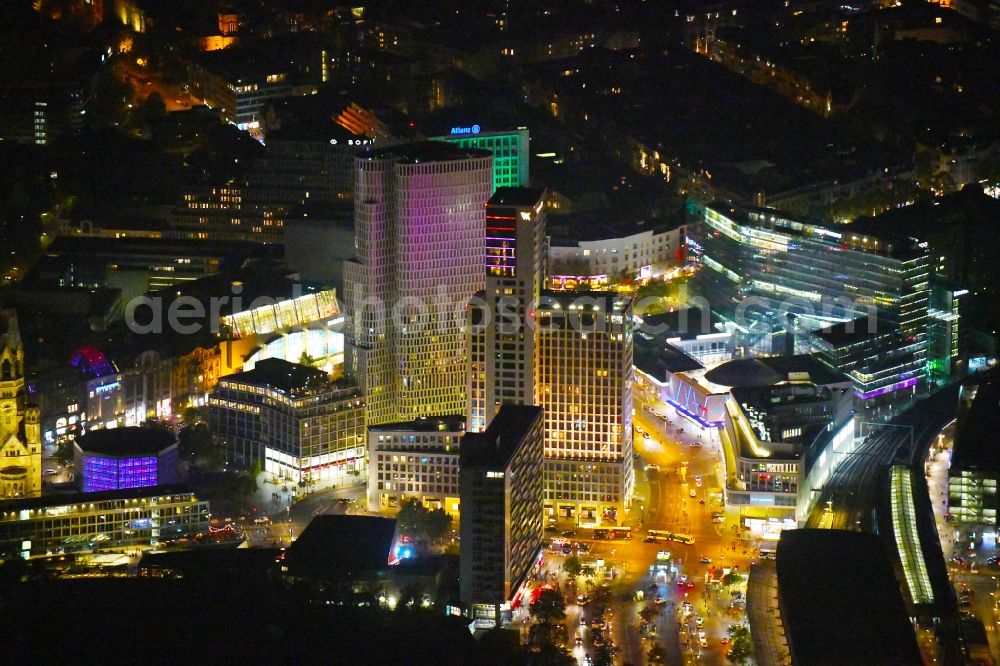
top-left (433, 128), bottom-right (530, 193)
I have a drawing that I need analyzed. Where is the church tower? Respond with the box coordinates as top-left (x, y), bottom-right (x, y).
top-left (0, 310), bottom-right (41, 498)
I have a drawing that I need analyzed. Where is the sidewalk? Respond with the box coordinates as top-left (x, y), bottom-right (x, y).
top-left (926, 442), bottom-right (955, 561)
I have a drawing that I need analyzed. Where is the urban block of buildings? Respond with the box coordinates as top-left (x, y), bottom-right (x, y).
top-left (547, 214), bottom-right (684, 282)
top-left (0, 484), bottom-right (209, 560)
top-left (209, 358), bottom-right (365, 488)
top-left (689, 202), bottom-right (935, 411)
top-left (366, 414), bottom-right (465, 517)
top-left (708, 357), bottom-right (855, 527)
top-left (948, 376), bottom-right (1000, 530)
top-left (638, 349), bottom-right (856, 530)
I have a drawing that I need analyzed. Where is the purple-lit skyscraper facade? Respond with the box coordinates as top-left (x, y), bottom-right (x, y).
top-left (344, 142), bottom-right (493, 426)
top-left (74, 427), bottom-right (180, 492)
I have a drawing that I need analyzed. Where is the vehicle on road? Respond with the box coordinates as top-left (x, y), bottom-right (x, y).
top-left (690, 441), bottom-right (702, 448)
top-left (699, 556), bottom-right (712, 564)
top-left (721, 637), bottom-right (731, 645)
top-left (545, 525), bottom-right (558, 533)
top-left (676, 427), bottom-right (684, 434)
top-left (711, 513), bottom-right (725, 523)
top-left (689, 489), bottom-right (697, 498)
top-left (646, 530), bottom-right (695, 545)
top-left (694, 475), bottom-right (702, 487)
top-left (642, 431), bottom-right (650, 439)
top-left (575, 637), bottom-right (583, 646)
top-left (645, 464), bottom-right (659, 471)
top-left (561, 530), bottom-right (576, 537)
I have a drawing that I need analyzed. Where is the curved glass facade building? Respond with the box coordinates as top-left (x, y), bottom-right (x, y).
top-left (689, 202), bottom-right (930, 405)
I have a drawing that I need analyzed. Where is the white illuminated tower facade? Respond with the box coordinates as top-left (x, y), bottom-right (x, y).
top-left (344, 142), bottom-right (493, 426)
top-left (534, 292), bottom-right (634, 527)
top-left (467, 187), bottom-right (546, 432)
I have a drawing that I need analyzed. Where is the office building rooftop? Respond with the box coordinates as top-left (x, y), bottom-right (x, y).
top-left (535, 290), bottom-right (632, 313)
top-left (75, 427), bottom-right (177, 457)
top-left (776, 529), bottom-right (923, 666)
top-left (488, 187), bottom-right (545, 208)
top-left (461, 405), bottom-right (542, 468)
top-left (369, 415), bottom-right (466, 433)
top-left (285, 515), bottom-right (397, 579)
top-left (221, 358), bottom-right (342, 396)
top-left (813, 317), bottom-right (896, 347)
top-left (367, 141), bottom-right (491, 164)
top-left (953, 376), bottom-right (1000, 472)
top-left (634, 339), bottom-right (704, 378)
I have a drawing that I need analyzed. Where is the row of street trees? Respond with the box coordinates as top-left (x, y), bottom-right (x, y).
top-left (527, 588), bottom-right (576, 665)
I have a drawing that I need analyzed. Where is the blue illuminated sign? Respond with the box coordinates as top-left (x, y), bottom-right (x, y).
top-left (95, 382), bottom-right (120, 394)
top-left (450, 124), bottom-right (481, 135)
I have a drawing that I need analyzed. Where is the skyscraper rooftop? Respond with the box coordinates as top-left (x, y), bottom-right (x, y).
top-left (366, 141), bottom-right (491, 164)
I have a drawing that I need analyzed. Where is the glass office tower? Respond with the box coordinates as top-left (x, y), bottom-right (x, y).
top-left (689, 202), bottom-right (931, 405)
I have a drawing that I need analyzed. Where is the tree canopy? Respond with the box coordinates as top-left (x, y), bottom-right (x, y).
top-left (529, 587), bottom-right (566, 625)
top-left (727, 624), bottom-right (753, 664)
top-left (396, 499), bottom-right (452, 540)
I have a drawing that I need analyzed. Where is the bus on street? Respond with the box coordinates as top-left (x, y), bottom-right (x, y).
top-left (647, 530), bottom-right (695, 545)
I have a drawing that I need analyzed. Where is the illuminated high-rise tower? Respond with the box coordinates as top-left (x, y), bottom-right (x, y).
top-left (534, 292), bottom-right (634, 528)
top-left (344, 142), bottom-right (493, 426)
top-left (467, 187), bottom-right (546, 432)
